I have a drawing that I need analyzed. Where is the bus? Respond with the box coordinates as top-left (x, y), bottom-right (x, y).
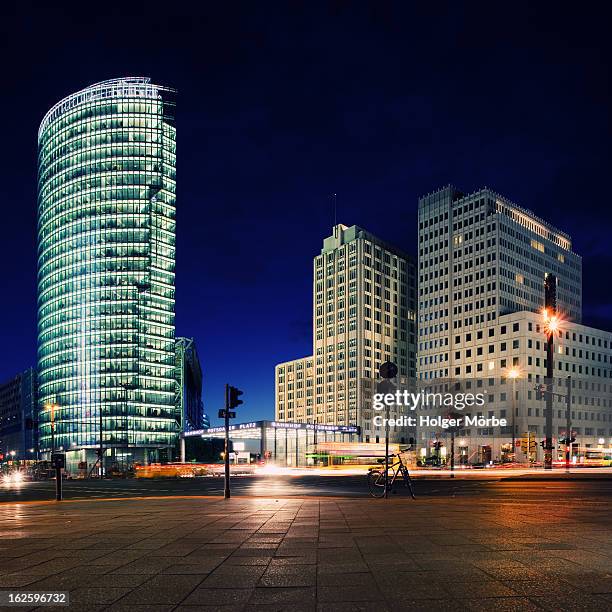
top-left (577, 447), bottom-right (612, 467)
top-left (305, 442), bottom-right (415, 470)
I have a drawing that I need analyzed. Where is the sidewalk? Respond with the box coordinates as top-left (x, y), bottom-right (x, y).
top-left (0, 494), bottom-right (610, 611)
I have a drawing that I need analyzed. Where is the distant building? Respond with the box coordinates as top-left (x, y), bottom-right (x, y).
top-left (276, 224), bottom-right (417, 443)
top-left (275, 356), bottom-right (314, 423)
top-left (175, 337), bottom-right (204, 431)
top-left (0, 368), bottom-right (37, 461)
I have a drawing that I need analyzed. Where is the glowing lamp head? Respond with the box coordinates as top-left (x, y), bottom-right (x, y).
top-left (547, 316), bottom-right (559, 333)
top-left (508, 368), bottom-right (520, 379)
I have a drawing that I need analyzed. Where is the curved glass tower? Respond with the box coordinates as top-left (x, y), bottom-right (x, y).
top-left (37, 78), bottom-right (178, 470)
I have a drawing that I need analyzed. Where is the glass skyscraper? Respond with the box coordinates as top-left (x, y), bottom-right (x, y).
top-left (37, 78), bottom-right (178, 471)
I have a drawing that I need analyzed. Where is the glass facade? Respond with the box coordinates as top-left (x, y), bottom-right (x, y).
top-left (186, 421), bottom-right (360, 467)
top-left (175, 337), bottom-right (204, 431)
top-left (36, 78), bottom-right (178, 467)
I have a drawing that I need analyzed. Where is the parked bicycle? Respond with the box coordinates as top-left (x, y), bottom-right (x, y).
top-left (367, 452), bottom-right (416, 499)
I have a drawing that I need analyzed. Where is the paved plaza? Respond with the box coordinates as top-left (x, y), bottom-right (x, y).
top-left (0, 491), bottom-right (611, 611)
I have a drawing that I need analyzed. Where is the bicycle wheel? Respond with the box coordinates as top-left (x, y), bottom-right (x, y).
top-left (367, 470), bottom-right (387, 498)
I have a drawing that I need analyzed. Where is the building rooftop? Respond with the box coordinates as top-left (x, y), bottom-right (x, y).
top-left (38, 77), bottom-right (176, 141)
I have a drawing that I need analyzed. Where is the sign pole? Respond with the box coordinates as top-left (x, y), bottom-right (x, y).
top-left (379, 361), bottom-right (398, 500)
top-left (385, 402), bottom-right (390, 498)
top-left (56, 466), bottom-right (63, 501)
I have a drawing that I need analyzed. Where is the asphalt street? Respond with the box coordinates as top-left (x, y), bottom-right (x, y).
top-left (1, 473), bottom-right (611, 503)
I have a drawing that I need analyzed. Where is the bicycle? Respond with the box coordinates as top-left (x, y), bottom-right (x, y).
top-left (367, 453), bottom-right (416, 499)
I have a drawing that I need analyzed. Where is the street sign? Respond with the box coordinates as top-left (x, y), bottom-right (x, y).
top-left (376, 379), bottom-right (395, 394)
top-left (379, 361), bottom-right (398, 379)
top-left (51, 453), bottom-right (65, 469)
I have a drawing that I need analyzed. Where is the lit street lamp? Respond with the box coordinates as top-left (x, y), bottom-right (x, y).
top-left (542, 273), bottom-right (561, 470)
top-left (507, 367), bottom-right (521, 460)
top-left (44, 402), bottom-right (59, 454)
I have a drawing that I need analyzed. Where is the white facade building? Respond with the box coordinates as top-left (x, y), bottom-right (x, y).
top-left (416, 186), bottom-right (612, 463)
top-left (275, 356), bottom-right (314, 423)
top-left (418, 186), bottom-right (582, 381)
top-left (275, 224), bottom-right (417, 442)
top-left (414, 311), bottom-right (612, 463)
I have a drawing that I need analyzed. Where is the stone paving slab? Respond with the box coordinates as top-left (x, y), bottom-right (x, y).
top-left (0, 495), bottom-right (609, 611)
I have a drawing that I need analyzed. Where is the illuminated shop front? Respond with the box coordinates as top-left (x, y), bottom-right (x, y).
top-left (183, 420), bottom-right (360, 467)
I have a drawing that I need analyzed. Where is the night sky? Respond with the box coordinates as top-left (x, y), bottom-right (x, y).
top-left (1, 2), bottom-right (610, 424)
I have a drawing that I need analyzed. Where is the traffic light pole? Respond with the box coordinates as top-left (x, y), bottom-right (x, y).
top-left (545, 330), bottom-right (554, 470)
top-left (565, 376), bottom-right (571, 473)
top-left (543, 273), bottom-right (557, 471)
top-left (224, 384), bottom-right (230, 499)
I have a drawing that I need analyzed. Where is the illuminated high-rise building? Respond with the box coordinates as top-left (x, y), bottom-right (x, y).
top-left (36, 78), bottom-right (178, 471)
top-left (276, 224), bottom-right (417, 443)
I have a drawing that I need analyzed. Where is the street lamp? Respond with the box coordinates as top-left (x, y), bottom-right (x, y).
top-left (507, 367), bottom-right (521, 461)
top-left (44, 402), bottom-right (59, 454)
top-left (542, 302), bottom-right (562, 470)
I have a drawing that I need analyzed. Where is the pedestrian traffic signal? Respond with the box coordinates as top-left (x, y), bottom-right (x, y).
top-left (544, 274), bottom-right (557, 313)
top-left (521, 433), bottom-right (536, 454)
top-left (228, 386), bottom-right (244, 409)
top-left (534, 384), bottom-right (545, 400)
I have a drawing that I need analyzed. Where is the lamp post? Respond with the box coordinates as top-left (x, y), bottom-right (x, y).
top-left (45, 402), bottom-right (58, 456)
top-left (508, 368), bottom-right (520, 462)
top-left (543, 308), bottom-right (559, 470)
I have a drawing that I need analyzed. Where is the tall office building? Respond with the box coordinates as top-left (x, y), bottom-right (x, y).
top-left (175, 337), bottom-right (205, 432)
top-left (276, 224), bottom-right (417, 442)
top-left (37, 78), bottom-right (178, 470)
top-left (0, 368), bottom-right (37, 460)
top-left (418, 186), bottom-right (582, 380)
top-left (415, 186), bottom-right (611, 462)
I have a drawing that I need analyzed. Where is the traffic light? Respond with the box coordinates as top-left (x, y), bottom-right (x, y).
top-left (228, 386), bottom-right (244, 409)
top-left (534, 384), bottom-right (545, 401)
top-left (544, 274), bottom-right (557, 313)
top-left (522, 432), bottom-right (536, 454)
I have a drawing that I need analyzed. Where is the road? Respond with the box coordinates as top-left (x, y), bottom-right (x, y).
top-left (1, 472), bottom-right (611, 503)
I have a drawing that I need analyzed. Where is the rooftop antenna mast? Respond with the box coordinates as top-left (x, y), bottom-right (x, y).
top-left (330, 193), bottom-right (337, 231)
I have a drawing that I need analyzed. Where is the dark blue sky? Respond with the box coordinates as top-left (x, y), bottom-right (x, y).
top-left (1, 2), bottom-right (610, 424)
